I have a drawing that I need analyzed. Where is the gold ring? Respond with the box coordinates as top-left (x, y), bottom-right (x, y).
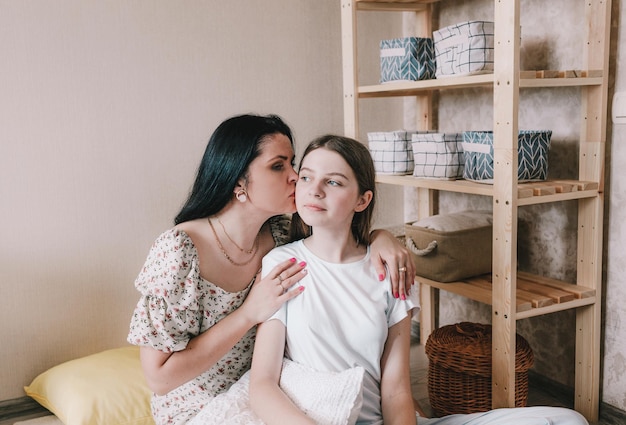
top-left (398, 266), bottom-right (407, 273)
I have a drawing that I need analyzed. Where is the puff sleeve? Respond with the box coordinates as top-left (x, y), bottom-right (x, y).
top-left (127, 229), bottom-right (203, 353)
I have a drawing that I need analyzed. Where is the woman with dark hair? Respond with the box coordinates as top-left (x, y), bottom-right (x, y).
top-left (175, 114), bottom-right (296, 224)
top-left (127, 114), bottom-right (415, 424)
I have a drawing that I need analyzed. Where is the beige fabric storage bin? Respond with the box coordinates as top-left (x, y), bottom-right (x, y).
top-left (405, 210), bottom-right (492, 282)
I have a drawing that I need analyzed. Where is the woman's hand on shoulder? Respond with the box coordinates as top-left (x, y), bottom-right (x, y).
top-left (241, 258), bottom-right (307, 324)
top-left (370, 229), bottom-right (415, 300)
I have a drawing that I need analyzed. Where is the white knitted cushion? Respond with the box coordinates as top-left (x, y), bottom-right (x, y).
top-left (189, 359), bottom-right (365, 425)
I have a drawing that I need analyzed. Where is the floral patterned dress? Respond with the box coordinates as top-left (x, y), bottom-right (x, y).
top-left (127, 216), bottom-right (290, 425)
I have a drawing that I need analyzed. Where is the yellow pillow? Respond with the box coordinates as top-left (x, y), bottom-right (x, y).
top-left (24, 346), bottom-right (154, 425)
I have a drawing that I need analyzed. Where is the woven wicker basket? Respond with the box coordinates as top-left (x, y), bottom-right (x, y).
top-left (425, 322), bottom-right (534, 417)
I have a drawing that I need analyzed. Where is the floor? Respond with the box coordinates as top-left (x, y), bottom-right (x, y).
top-left (3, 336), bottom-right (622, 425)
top-left (409, 333), bottom-right (621, 425)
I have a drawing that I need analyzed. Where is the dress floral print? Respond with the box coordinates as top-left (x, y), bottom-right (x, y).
top-left (128, 215), bottom-right (291, 425)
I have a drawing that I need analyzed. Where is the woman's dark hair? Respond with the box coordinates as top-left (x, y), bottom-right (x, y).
top-left (175, 114), bottom-right (294, 224)
top-left (290, 134), bottom-right (376, 245)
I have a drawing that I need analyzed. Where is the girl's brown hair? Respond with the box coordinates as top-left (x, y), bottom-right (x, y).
top-left (290, 134), bottom-right (376, 245)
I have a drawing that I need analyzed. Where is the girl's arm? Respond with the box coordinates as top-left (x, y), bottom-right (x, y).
top-left (380, 316), bottom-right (418, 425)
top-left (249, 320), bottom-right (315, 425)
top-left (370, 229), bottom-right (415, 299)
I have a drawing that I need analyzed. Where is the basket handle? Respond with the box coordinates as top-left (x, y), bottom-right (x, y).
top-left (455, 322), bottom-right (489, 340)
top-left (405, 237), bottom-right (438, 256)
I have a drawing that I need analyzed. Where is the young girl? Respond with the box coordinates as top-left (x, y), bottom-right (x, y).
top-left (249, 134), bottom-right (418, 425)
top-left (248, 134), bottom-right (589, 425)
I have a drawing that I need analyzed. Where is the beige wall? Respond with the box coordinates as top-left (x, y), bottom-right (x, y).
top-left (602, 0), bottom-right (626, 410)
top-left (2, 0), bottom-right (626, 416)
top-left (0, 0), bottom-right (350, 401)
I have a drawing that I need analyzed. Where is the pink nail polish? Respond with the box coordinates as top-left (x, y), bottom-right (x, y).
top-left (378, 274), bottom-right (384, 281)
top-left (289, 257), bottom-right (297, 262)
top-left (394, 292), bottom-right (399, 299)
top-left (401, 294), bottom-right (406, 300)
top-left (298, 261), bottom-right (306, 267)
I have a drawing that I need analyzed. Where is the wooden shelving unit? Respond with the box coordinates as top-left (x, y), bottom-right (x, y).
top-left (340, 0), bottom-right (610, 421)
top-left (357, 72), bottom-right (604, 97)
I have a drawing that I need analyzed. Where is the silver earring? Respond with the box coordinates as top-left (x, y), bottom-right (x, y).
top-left (236, 189), bottom-right (247, 203)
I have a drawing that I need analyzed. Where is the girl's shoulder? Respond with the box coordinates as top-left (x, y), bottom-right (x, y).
top-left (265, 239), bottom-right (302, 259)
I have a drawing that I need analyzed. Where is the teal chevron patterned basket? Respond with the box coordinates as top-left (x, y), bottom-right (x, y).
top-left (380, 37), bottom-right (436, 83)
top-left (462, 131), bottom-right (552, 183)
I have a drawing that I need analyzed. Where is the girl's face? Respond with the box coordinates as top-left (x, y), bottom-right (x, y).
top-left (296, 148), bottom-right (372, 231)
top-left (242, 133), bottom-right (298, 215)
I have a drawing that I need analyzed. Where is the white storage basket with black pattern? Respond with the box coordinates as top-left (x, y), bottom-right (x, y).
top-left (411, 132), bottom-right (465, 179)
top-left (368, 130), bottom-right (433, 175)
top-left (433, 21), bottom-right (494, 77)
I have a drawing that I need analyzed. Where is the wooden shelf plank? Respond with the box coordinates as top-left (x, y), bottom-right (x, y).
top-left (473, 275), bottom-right (555, 308)
top-left (517, 289), bottom-right (555, 308)
top-left (356, 0), bottom-right (437, 3)
top-left (517, 271), bottom-right (596, 298)
top-left (417, 273), bottom-right (596, 318)
top-left (355, 0), bottom-right (437, 2)
top-left (355, 0), bottom-right (433, 11)
top-left (359, 74), bottom-right (494, 96)
top-left (357, 71), bottom-right (604, 98)
top-left (517, 279), bottom-right (576, 304)
top-left (375, 174), bottom-right (494, 195)
top-left (375, 175), bottom-right (599, 204)
top-left (520, 69), bottom-right (603, 79)
top-left (416, 275), bottom-right (532, 312)
top-left (520, 76), bottom-right (604, 88)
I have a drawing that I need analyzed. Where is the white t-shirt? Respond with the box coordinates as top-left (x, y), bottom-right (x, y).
top-left (262, 239), bottom-right (420, 424)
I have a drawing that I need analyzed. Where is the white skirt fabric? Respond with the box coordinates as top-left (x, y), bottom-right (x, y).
top-left (417, 406), bottom-right (589, 425)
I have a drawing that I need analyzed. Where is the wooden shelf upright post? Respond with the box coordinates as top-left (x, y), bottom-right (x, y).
top-left (491, 0), bottom-right (521, 409)
top-left (575, 0), bottom-right (611, 421)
